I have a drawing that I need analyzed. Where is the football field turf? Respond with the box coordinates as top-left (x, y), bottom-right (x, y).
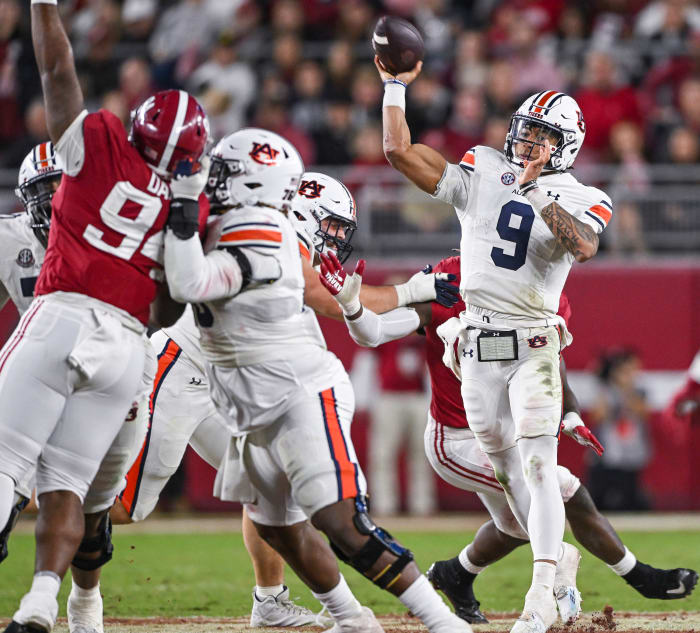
top-left (1, 520), bottom-right (699, 631)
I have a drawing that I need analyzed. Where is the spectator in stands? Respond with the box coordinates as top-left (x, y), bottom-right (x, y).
top-left (290, 60), bottom-right (327, 133)
top-left (101, 90), bottom-right (130, 128)
top-left (270, 0), bottom-right (305, 37)
top-left (588, 348), bottom-right (652, 512)
top-left (482, 115), bottom-right (510, 151)
top-left (119, 57), bottom-right (155, 111)
top-left (405, 72), bottom-right (451, 140)
top-left (270, 33), bottom-right (303, 85)
top-left (253, 98), bottom-right (315, 165)
top-left (312, 100), bottom-right (355, 165)
top-left (0, 98), bottom-right (48, 168)
top-left (188, 32), bottom-right (257, 140)
top-left (575, 49), bottom-right (642, 160)
top-left (325, 40), bottom-right (354, 101)
top-left (667, 125), bottom-right (700, 164)
top-left (350, 64), bottom-right (382, 128)
top-left (609, 120), bottom-right (650, 194)
top-left (121, 0), bottom-right (158, 43)
top-left (605, 201), bottom-right (648, 254)
top-left (484, 59), bottom-right (520, 117)
top-left (452, 31), bottom-right (489, 91)
top-left (336, 0), bottom-right (374, 42)
top-left (548, 5), bottom-right (590, 85)
top-left (0, 0), bottom-right (22, 144)
top-left (635, 0), bottom-right (700, 69)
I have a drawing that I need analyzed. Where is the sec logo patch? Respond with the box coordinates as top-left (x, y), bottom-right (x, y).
top-left (16, 248), bottom-right (34, 268)
top-left (501, 172), bottom-right (516, 185)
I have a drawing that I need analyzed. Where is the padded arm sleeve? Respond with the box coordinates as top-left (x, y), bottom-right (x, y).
top-left (164, 230), bottom-right (243, 303)
top-left (345, 306), bottom-right (421, 348)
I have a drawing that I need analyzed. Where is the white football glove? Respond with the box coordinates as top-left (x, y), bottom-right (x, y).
top-left (170, 156), bottom-right (210, 201)
top-left (394, 264), bottom-right (460, 307)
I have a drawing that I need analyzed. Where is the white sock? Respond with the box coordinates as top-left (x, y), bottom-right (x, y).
top-left (31, 571), bottom-right (61, 598)
top-left (608, 547), bottom-right (637, 576)
top-left (458, 546), bottom-right (485, 574)
top-left (531, 560), bottom-right (556, 591)
top-left (312, 574), bottom-right (362, 621)
top-left (518, 436), bottom-right (564, 562)
top-left (0, 473), bottom-right (15, 531)
top-left (255, 584), bottom-right (284, 598)
top-left (399, 575), bottom-right (456, 630)
top-left (70, 580), bottom-right (101, 600)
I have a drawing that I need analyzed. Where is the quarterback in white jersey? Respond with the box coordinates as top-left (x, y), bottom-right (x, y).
top-left (164, 128), bottom-right (471, 633)
top-left (377, 57), bottom-right (610, 633)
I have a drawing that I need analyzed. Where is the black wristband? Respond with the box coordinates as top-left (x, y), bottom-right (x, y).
top-left (519, 180), bottom-right (538, 195)
top-left (167, 198), bottom-right (199, 240)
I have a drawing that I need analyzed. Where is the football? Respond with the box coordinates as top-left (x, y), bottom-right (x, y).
top-left (372, 16), bottom-right (425, 75)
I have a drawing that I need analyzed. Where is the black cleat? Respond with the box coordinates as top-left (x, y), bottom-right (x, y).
top-left (426, 558), bottom-right (488, 624)
top-left (3, 622), bottom-right (48, 633)
top-left (0, 496), bottom-right (29, 563)
top-left (623, 562), bottom-right (699, 600)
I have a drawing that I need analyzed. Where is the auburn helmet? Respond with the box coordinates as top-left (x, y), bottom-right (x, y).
top-left (15, 142), bottom-right (63, 248)
top-left (205, 128), bottom-right (304, 213)
top-left (505, 91), bottom-right (586, 172)
top-left (290, 172), bottom-right (357, 264)
top-left (129, 90), bottom-right (210, 178)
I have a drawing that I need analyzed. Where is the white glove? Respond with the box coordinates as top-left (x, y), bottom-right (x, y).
top-left (394, 264), bottom-right (459, 307)
top-left (170, 156), bottom-right (210, 201)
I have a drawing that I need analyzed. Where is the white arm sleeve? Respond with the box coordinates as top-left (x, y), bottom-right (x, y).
top-left (345, 306), bottom-right (421, 348)
top-left (164, 230), bottom-right (243, 303)
top-left (55, 110), bottom-right (88, 177)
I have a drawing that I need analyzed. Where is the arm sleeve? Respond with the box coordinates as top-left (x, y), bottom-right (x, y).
top-left (431, 149), bottom-right (474, 212)
top-left (54, 110), bottom-right (89, 177)
top-left (345, 306), bottom-right (421, 348)
top-left (164, 230), bottom-right (243, 303)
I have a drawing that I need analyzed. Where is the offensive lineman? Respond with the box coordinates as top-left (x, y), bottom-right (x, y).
top-left (377, 55), bottom-right (611, 633)
top-left (162, 128), bottom-right (472, 633)
top-left (0, 3), bottom-right (209, 631)
top-left (320, 253), bottom-right (699, 623)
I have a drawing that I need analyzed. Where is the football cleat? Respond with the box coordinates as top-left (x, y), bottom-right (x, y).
top-left (426, 558), bottom-right (488, 624)
top-left (511, 587), bottom-right (557, 633)
top-left (321, 606), bottom-right (384, 633)
top-left (67, 584), bottom-right (104, 633)
top-left (553, 543), bottom-right (582, 623)
top-left (623, 562), bottom-right (698, 600)
top-left (0, 496), bottom-right (29, 563)
top-left (3, 622), bottom-right (48, 633)
top-left (250, 586), bottom-right (332, 627)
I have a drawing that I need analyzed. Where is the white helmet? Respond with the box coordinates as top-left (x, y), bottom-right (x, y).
top-left (290, 172), bottom-right (358, 264)
top-left (15, 141), bottom-right (64, 248)
top-left (504, 91), bottom-right (586, 171)
top-left (205, 128), bottom-right (304, 213)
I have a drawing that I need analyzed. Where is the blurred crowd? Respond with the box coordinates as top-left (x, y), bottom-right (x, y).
top-left (2, 0), bottom-right (700, 252)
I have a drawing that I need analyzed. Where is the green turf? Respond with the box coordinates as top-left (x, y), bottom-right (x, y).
top-left (1, 530), bottom-right (699, 619)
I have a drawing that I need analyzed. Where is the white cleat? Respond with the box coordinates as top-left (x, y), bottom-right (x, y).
top-left (510, 587), bottom-right (558, 633)
top-left (554, 543), bottom-right (582, 624)
top-left (67, 585), bottom-right (104, 633)
top-left (431, 613), bottom-right (474, 633)
top-left (322, 606), bottom-right (385, 633)
top-left (250, 586), bottom-right (332, 627)
top-left (12, 591), bottom-right (59, 632)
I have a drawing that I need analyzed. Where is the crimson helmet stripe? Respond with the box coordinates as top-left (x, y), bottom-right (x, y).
top-left (158, 90), bottom-right (190, 172)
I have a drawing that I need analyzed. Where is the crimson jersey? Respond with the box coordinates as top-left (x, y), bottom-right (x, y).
top-left (35, 110), bottom-right (173, 325)
top-left (425, 256), bottom-right (571, 429)
top-left (377, 337), bottom-right (426, 393)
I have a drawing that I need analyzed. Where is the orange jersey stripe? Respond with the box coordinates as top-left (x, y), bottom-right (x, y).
top-left (588, 204), bottom-right (612, 224)
top-left (299, 240), bottom-right (311, 261)
top-left (220, 229), bottom-right (282, 243)
top-left (321, 388), bottom-right (358, 500)
top-left (119, 339), bottom-right (181, 516)
top-left (460, 151), bottom-right (475, 166)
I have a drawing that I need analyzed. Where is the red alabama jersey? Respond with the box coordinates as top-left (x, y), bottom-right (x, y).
top-left (35, 110), bottom-right (172, 325)
top-left (425, 256), bottom-right (571, 429)
top-left (377, 336), bottom-right (426, 393)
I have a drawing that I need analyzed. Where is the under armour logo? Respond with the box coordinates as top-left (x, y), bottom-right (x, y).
top-left (547, 191), bottom-right (561, 201)
top-left (462, 349), bottom-right (474, 358)
top-left (190, 378), bottom-right (202, 385)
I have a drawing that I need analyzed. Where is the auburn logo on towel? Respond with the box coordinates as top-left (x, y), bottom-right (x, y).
top-left (527, 336), bottom-right (548, 348)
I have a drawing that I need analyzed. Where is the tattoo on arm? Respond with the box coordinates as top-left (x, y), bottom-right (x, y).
top-left (540, 202), bottom-right (599, 259)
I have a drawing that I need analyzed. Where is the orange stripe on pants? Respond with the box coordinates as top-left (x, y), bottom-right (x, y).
top-left (320, 388), bottom-right (358, 501)
top-left (119, 339), bottom-right (181, 516)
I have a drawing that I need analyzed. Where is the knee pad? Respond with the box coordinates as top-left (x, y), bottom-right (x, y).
top-left (329, 497), bottom-right (414, 590)
top-left (71, 513), bottom-right (114, 571)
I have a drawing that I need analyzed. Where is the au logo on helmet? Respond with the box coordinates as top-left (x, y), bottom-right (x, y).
top-left (297, 180), bottom-right (326, 199)
top-left (249, 142), bottom-right (279, 166)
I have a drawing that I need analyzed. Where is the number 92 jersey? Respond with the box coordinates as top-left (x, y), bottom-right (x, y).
top-left (34, 110), bottom-right (173, 325)
top-left (433, 145), bottom-right (612, 322)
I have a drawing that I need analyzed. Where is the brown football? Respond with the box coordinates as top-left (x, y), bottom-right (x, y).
top-left (372, 16), bottom-right (425, 75)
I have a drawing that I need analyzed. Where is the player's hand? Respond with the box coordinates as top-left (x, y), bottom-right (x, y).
top-left (518, 139), bottom-right (551, 186)
top-left (562, 412), bottom-right (604, 456)
top-left (319, 251), bottom-right (365, 316)
top-left (374, 55), bottom-right (423, 86)
top-left (395, 264), bottom-right (460, 308)
top-left (171, 156), bottom-right (210, 201)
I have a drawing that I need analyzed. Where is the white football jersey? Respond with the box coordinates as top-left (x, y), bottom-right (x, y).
top-left (0, 213), bottom-right (46, 315)
top-left (434, 145), bottom-right (612, 324)
top-left (161, 305), bottom-right (205, 373)
top-left (194, 205), bottom-right (329, 368)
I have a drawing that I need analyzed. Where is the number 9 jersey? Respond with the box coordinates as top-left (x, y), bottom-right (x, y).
top-left (34, 110), bottom-right (173, 325)
top-left (433, 145), bottom-right (612, 328)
